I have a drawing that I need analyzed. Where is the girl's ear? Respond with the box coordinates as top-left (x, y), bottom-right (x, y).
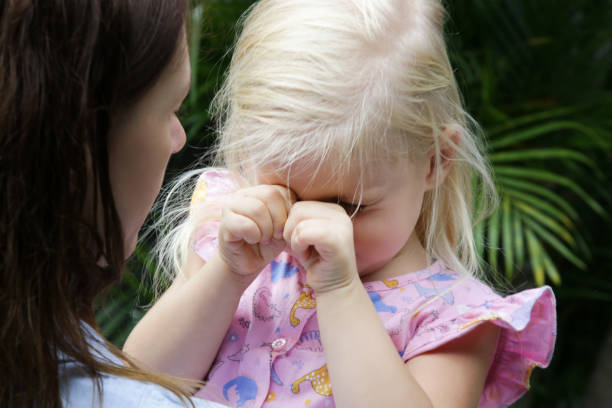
top-left (424, 127), bottom-right (461, 191)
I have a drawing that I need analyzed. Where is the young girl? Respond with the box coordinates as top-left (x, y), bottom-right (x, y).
top-left (124, 1), bottom-right (556, 407)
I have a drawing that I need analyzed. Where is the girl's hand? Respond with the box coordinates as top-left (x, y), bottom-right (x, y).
top-left (283, 201), bottom-right (359, 294)
top-left (218, 185), bottom-right (295, 280)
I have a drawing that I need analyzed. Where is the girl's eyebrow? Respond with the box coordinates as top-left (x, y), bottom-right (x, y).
top-left (294, 194), bottom-right (355, 203)
top-left (309, 188), bottom-right (383, 204)
top-left (321, 196), bottom-right (361, 203)
top-left (290, 181), bottom-right (385, 202)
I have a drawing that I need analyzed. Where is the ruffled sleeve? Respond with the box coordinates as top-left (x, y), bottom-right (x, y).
top-left (190, 169), bottom-right (238, 262)
top-left (402, 278), bottom-right (556, 408)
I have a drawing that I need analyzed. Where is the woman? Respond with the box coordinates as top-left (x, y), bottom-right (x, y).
top-left (0, 1), bottom-right (225, 406)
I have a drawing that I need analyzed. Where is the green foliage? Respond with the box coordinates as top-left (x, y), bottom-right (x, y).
top-left (482, 119), bottom-right (608, 284)
top-left (445, 0), bottom-right (612, 287)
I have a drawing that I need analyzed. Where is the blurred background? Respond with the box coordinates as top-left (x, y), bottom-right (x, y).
top-left (95, 1), bottom-right (612, 406)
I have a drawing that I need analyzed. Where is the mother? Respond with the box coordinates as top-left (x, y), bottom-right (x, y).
top-left (1, 1), bottom-right (224, 406)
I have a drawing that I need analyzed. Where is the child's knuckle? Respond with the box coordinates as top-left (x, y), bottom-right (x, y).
top-left (250, 200), bottom-right (267, 218)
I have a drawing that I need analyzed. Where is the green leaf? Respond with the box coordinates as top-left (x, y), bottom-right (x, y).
top-left (541, 250), bottom-right (562, 285)
top-left (513, 209), bottom-right (525, 271)
top-left (502, 198), bottom-right (514, 280)
top-left (474, 217), bottom-right (485, 257)
top-left (496, 177), bottom-right (578, 220)
top-left (97, 294), bottom-right (134, 340)
top-left (132, 244), bottom-right (157, 276)
top-left (503, 187), bottom-right (574, 228)
top-left (489, 148), bottom-right (597, 170)
top-left (488, 121), bottom-right (600, 150)
top-left (185, 113), bottom-right (213, 142)
top-left (487, 207), bottom-right (501, 272)
top-left (521, 216), bottom-right (586, 270)
top-left (189, 4), bottom-right (205, 106)
top-left (96, 295), bottom-right (124, 327)
top-left (525, 229), bottom-right (545, 286)
top-left (495, 166), bottom-right (607, 218)
top-left (472, 174), bottom-right (486, 257)
top-left (487, 107), bottom-right (582, 136)
top-left (514, 201), bottom-right (575, 245)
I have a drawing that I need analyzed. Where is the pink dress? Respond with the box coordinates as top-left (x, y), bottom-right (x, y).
top-left (190, 169), bottom-right (556, 408)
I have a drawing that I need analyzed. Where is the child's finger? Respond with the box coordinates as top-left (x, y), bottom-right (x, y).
top-left (225, 196), bottom-right (273, 243)
top-left (289, 219), bottom-right (322, 268)
top-left (282, 186), bottom-right (297, 208)
top-left (263, 196), bottom-right (287, 241)
top-left (220, 209), bottom-right (262, 245)
top-left (244, 186), bottom-right (293, 241)
top-left (290, 218), bottom-right (341, 261)
top-left (283, 201), bottom-right (345, 243)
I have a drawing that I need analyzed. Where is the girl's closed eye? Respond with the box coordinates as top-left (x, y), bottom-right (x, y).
top-left (338, 201), bottom-right (367, 216)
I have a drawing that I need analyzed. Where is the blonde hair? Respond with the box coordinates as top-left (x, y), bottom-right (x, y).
top-left (154, 0), bottom-right (497, 288)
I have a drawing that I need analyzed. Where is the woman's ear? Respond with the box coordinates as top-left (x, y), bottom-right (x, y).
top-left (424, 127), bottom-right (461, 191)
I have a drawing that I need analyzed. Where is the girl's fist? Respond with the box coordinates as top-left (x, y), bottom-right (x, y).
top-left (284, 201), bottom-right (359, 294)
top-left (218, 185), bottom-right (294, 278)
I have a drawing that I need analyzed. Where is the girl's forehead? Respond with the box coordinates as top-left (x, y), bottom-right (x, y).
top-left (255, 157), bottom-right (415, 200)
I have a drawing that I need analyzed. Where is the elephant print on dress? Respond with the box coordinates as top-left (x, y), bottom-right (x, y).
top-left (222, 376), bottom-right (258, 408)
top-left (291, 365), bottom-right (332, 397)
top-left (290, 286), bottom-right (316, 327)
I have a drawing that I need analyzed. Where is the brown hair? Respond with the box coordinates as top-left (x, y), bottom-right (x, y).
top-left (0, 0), bottom-right (198, 406)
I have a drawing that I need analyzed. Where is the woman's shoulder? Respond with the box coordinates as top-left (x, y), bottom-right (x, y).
top-left (60, 364), bottom-right (226, 407)
top-left (59, 322), bottom-right (228, 408)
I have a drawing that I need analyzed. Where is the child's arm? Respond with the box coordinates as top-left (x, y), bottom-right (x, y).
top-left (123, 185), bottom-right (294, 381)
top-left (316, 279), bottom-right (499, 408)
top-left (123, 251), bottom-right (246, 381)
top-left (284, 201), bottom-right (499, 408)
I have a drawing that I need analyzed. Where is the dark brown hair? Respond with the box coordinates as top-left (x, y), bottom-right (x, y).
top-left (0, 0), bottom-right (195, 406)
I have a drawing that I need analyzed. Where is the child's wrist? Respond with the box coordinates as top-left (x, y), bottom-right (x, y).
top-left (311, 273), bottom-right (362, 298)
top-left (207, 251), bottom-right (257, 293)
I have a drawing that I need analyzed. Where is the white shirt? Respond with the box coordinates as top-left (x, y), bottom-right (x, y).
top-left (59, 323), bottom-right (227, 408)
